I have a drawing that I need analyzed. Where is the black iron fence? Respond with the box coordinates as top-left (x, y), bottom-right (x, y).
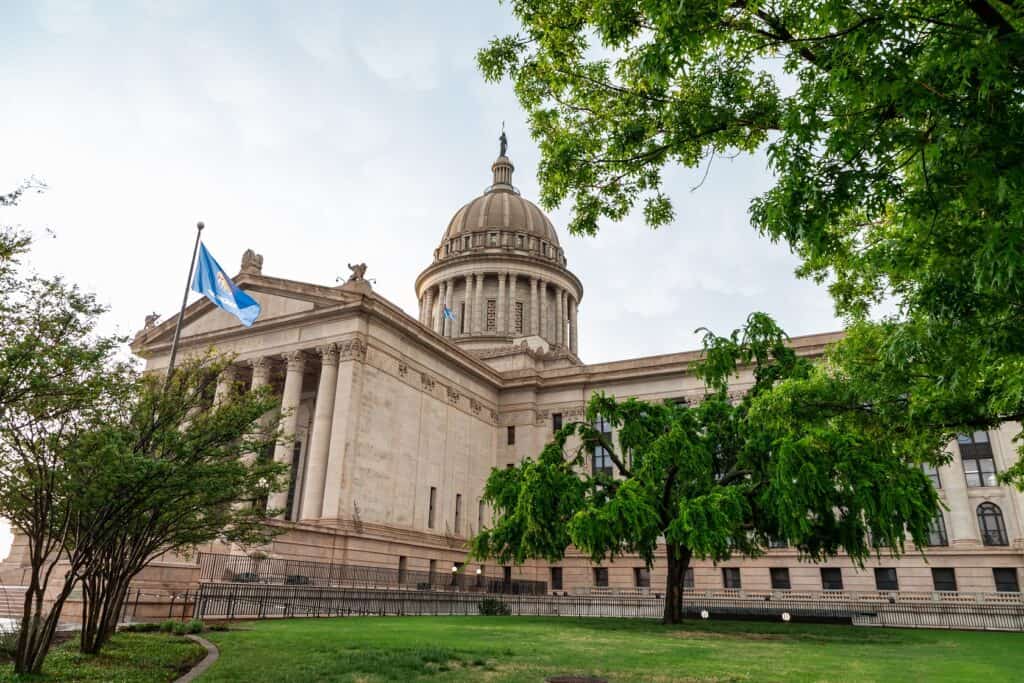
top-left (193, 582), bottom-right (1024, 631)
top-left (197, 552), bottom-right (547, 595)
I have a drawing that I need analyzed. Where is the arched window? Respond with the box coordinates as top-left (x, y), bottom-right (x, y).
top-left (978, 502), bottom-right (1008, 546)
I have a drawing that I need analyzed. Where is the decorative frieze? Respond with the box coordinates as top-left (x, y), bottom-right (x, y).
top-left (535, 404), bottom-right (586, 425)
top-left (470, 399), bottom-right (482, 415)
top-left (398, 362), bottom-right (409, 378)
top-left (421, 373), bottom-right (435, 391)
top-left (447, 388), bottom-right (461, 404)
top-left (338, 338), bottom-right (367, 360)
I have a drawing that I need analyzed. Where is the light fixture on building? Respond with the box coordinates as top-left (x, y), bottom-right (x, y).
top-left (782, 612), bottom-right (791, 622)
top-left (476, 567), bottom-right (483, 575)
top-left (700, 610), bottom-right (709, 620)
top-left (451, 565), bottom-right (458, 573)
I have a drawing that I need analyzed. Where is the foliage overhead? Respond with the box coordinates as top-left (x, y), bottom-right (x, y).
top-left (480, 0), bottom-right (1024, 484)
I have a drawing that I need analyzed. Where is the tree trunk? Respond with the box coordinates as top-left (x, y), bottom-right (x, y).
top-left (14, 573), bottom-right (76, 674)
top-left (79, 573), bottom-right (132, 655)
top-left (662, 544), bottom-right (691, 625)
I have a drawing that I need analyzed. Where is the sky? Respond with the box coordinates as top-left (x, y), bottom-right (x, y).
top-left (0, 1), bottom-right (842, 559)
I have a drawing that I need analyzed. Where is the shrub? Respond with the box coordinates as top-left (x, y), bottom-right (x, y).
top-left (121, 623), bottom-right (161, 633)
top-left (206, 623), bottom-right (229, 632)
top-left (477, 598), bottom-right (511, 616)
top-left (185, 619), bottom-right (204, 634)
top-left (0, 625), bottom-right (19, 658)
top-left (159, 620), bottom-right (177, 633)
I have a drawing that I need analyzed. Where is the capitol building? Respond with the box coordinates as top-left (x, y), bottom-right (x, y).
top-left (8, 144), bottom-right (1021, 598)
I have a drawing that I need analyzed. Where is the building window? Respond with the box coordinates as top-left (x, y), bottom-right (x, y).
top-left (820, 568), bottom-right (844, 590)
top-left (486, 299), bottom-right (496, 331)
top-left (932, 568), bottom-right (957, 592)
top-left (454, 493), bottom-right (462, 534)
top-left (514, 301), bottom-right (524, 333)
top-left (770, 568), bottom-right (791, 590)
top-left (922, 462), bottom-right (941, 488)
top-left (488, 232), bottom-right (498, 247)
top-left (594, 567), bottom-right (609, 587)
top-left (592, 414), bottom-right (614, 477)
top-left (634, 567), bottom-right (651, 589)
top-left (459, 302), bottom-right (466, 333)
top-left (684, 568), bottom-right (694, 589)
top-left (398, 556), bottom-right (407, 584)
top-left (959, 432), bottom-right (997, 487)
top-left (550, 567), bottom-right (563, 591)
top-left (552, 413), bottom-right (563, 433)
top-left (768, 537), bottom-right (789, 549)
top-left (874, 568), bottom-right (899, 591)
top-left (507, 425), bottom-right (515, 445)
top-left (516, 234), bottom-right (525, 249)
top-left (722, 568), bottom-right (741, 589)
top-left (464, 236), bottom-right (471, 250)
top-left (478, 499), bottom-right (485, 530)
top-left (503, 565), bottom-right (512, 584)
top-left (444, 243), bottom-right (450, 255)
top-left (428, 559), bottom-right (437, 581)
top-left (927, 513), bottom-right (949, 547)
top-left (994, 568), bottom-right (1020, 593)
top-left (978, 502), bottom-right (1008, 546)
top-left (451, 561), bottom-right (463, 586)
top-left (428, 486), bottom-right (436, 529)
top-left (541, 242), bottom-right (547, 256)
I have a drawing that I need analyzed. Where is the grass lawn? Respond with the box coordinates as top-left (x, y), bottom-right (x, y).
top-left (0, 632), bottom-right (206, 682)
top-left (200, 616), bottom-right (1024, 682)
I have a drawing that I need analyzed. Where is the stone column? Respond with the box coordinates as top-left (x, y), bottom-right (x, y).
top-left (569, 296), bottom-right (578, 354)
top-left (529, 277), bottom-right (539, 336)
top-left (555, 288), bottom-right (564, 346)
top-left (539, 280), bottom-right (549, 340)
top-left (497, 272), bottom-right (507, 334)
top-left (434, 282), bottom-right (446, 334)
top-left (508, 274), bottom-right (518, 335)
top-left (943, 454), bottom-right (981, 546)
top-left (214, 365), bottom-right (238, 406)
top-left (268, 351), bottom-right (306, 518)
top-left (443, 278), bottom-right (454, 337)
top-left (423, 288), bottom-right (435, 329)
top-left (473, 272), bottom-right (485, 334)
top-left (299, 345), bottom-right (340, 521)
top-left (321, 339), bottom-right (366, 519)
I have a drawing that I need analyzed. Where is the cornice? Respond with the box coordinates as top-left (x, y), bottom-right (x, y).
top-left (414, 252), bottom-right (584, 302)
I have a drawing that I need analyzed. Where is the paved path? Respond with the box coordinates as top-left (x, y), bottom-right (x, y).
top-left (175, 634), bottom-right (219, 682)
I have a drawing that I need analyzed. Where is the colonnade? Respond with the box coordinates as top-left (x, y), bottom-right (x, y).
top-left (418, 272), bottom-right (578, 353)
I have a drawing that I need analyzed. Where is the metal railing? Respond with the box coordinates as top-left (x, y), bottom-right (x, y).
top-left (197, 552), bottom-right (547, 595)
top-left (193, 583), bottom-right (1024, 631)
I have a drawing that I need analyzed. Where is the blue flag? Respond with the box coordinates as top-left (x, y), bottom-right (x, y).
top-left (443, 305), bottom-right (456, 321)
top-left (191, 243), bottom-right (261, 327)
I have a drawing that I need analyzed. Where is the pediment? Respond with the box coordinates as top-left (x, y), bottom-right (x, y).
top-left (132, 274), bottom-right (361, 351)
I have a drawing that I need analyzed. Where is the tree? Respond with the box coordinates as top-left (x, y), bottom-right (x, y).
top-left (473, 314), bottom-right (942, 623)
top-left (479, 1), bottom-right (1024, 483)
top-left (72, 355), bottom-right (286, 654)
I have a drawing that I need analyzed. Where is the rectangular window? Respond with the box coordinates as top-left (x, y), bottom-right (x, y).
top-left (770, 568), bottom-right (791, 590)
top-left (284, 440), bottom-right (302, 520)
top-left (592, 414), bottom-right (614, 477)
top-left (488, 232), bottom-right (498, 246)
top-left (994, 568), bottom-right (1020, 593)
top-left (959, 432), bottom-right (998, 487)
top-left (594, 567), bottom-right (609, 587)
top-left (464, 236), bottom-right (471, 250)
top-left (550, 567), bottom-right (563, 591)
top-left (428, 559), bottom-right (437, 581)
top-left (398, 556), bottom-right (407, 584)
top-left (552, 413), bottom-right (563, 433)
top-left (922, 462), bottom-right (942, 488)
top-left (932, 568), bottom-right (957, 592)
top-left (684, 568), bottom-right (694, 589)
top-left (516, 234), bottom-right (525, 249)
top-left (478, 499), bottom-right (485, 531)
top-left (514, 301), bottom-right (524, 333)
top-left (927, 513), bottom-right (949, 547)
top-left (874, 568), bottom-right (899, 591)
top-left (634, 567), bottom-right (651, 588)
top-left (454, 493), bottom-right (462, 534)
top-left (428, 486), bottom-right (436, 529)
top-left (768, 537), bottom-right (789, 549)
top-left (507, 425), bottom-right (515, 445)
top-left (486, 299), bottom-right (496, 331)
top-left (503, 565), bottom-right (512, 584)
top-left (460, 302), bottom-right (466, 333)
top-left (722, 568), bottom-right (742, 589)
top-left (820, 568), bottom-right (844, 590)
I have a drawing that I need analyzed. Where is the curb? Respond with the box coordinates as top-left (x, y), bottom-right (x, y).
top-left (174, 634), bottom-right (219, 682)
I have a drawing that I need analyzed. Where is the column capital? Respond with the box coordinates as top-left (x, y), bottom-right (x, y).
top-left (317, 343), bottom-right (340, 366)
top-left (248, 356), bottom-right (273, 387)
top-left (282, 350), bottom-right (308, 372)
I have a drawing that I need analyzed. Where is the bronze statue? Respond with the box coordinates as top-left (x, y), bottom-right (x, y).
top-left (144, 312), bottom-right (160, 329)
top-left (499, 130), bottom-right (508, 157)
top-left (347, 262), bottom-right (368, 282)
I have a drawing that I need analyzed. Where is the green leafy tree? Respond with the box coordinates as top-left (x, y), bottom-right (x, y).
top-left (72, 354), bottom-right (286, 655)
top-left (479, 1), bottom-right (1024, 483)
top-left (473, 314), bottom-right (942, 623)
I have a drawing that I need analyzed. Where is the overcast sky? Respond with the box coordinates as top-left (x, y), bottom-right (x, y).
top-left (0, 1), bottom-right (842, 558)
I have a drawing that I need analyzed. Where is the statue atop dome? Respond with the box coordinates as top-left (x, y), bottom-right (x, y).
top-left (499, 130), bottom-right (508, 157)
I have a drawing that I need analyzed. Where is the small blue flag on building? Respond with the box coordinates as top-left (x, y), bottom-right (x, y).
top-left (443, 305), bottom-right (457, 321)
top-left (191, 243), bottom-right (261, 327)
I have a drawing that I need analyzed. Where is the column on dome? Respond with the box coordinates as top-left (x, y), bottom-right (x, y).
top-left (423, 288), bottom-right (435, 330)
top-left (443, 278), bottom-right (455, 337)
top-left (508, 274), bottom-right (518, 335)
top-left (569, 295), bottom-right (578, 354)
top-left (529, 277), bottom-right (539, 336)
top-left (539, 280), bottom-right (549, 340)
top-left (268, 350), bottom-right (306, 518)
top-left (474, 272), bottom-right (485, 334)
top-left (434, 282), bottom-right (446, 334)
top-left (300, 344), bottom-right (340, 521)
top-left (497, 271), bottom-right (506, 334)
top-left (555, 287), bottom-right (564, 346)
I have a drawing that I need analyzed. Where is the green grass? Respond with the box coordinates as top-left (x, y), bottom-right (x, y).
top-left (0, 632), bottom-right (206, 682)
top-left (200, 616), bottom-right (1024, 682)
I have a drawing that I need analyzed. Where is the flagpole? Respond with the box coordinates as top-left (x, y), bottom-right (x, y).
top-left (165, 221), bottom-right (204, 384)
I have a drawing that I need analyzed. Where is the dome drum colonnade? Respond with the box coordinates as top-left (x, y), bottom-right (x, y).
top-left (414, 149), bottom-right (582, 354)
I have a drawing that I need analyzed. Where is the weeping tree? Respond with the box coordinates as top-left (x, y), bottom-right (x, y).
top-left (472, 314), bottom-right (943, 623)
top-left (72, 355), bottom-right (287, 655)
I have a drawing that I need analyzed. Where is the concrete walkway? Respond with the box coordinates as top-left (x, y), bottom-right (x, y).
top-left (174, 634), bottom-right (219, 683)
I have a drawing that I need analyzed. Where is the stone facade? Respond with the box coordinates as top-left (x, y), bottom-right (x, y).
top-left (3, 147), bottom-right (1022, 600)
